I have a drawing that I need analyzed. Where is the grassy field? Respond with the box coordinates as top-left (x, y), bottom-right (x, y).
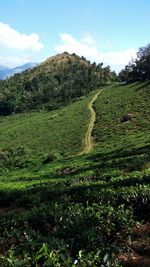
top-left (94, 82), bottom-right (150, 154)
top-left (0, 93), bottom-right (93, 170)
top-left (0, 82), bottom-right (150, 266)
top-left (90, 82), bottom-right (150, 178)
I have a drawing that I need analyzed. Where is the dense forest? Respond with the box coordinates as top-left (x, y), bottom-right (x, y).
top-left (0, 52), bottom-right (116, 116)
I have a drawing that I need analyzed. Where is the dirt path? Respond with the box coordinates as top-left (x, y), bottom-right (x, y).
top-left (78, 90), bottom-right (102, 155)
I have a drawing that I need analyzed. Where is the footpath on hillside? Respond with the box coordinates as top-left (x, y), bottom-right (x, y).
top-left (78, 90), bottom-right (102, 155)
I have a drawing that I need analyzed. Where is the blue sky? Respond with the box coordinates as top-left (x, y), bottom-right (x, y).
top-left (0, 0), bottom-right (150, 71)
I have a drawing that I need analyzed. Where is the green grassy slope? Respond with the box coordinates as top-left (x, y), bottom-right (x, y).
top-left (0, 94), bottom-right (93, 170)
top-left (94, 82), bottom-right (150, 153)
top-left (0, 82), bottom-right (149, 266)
top-left (86, 82), bottom-right (150, 178)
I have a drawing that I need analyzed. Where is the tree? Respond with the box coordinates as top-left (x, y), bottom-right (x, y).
top-left (118, 43), bottom-right (150, 82)
top-left (0, 53), bottom-right (113, 115)
top-left (110, 70), bottom-right (117, 82)
top-left (102, 66), bottom-right (111, 84)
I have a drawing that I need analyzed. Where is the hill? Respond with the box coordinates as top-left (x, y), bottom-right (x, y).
top-left (0, 82), bottom-right (149, 266)
top-left (0, 52), bottom-right (112, 116)
top-left (0, 65), bottom-right (10, 80)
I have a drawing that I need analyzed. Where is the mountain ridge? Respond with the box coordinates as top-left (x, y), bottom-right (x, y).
top-left (0, 63), bottom-right (37, 80)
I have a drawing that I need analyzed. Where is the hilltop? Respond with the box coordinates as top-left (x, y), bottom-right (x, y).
top-left (0, 52), bottom-right (114, 116)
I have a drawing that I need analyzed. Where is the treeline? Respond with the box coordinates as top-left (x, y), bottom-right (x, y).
top-left (0, 52), bottom-right (116, 116)
top-left (118, 43), bottom-right (150, 82)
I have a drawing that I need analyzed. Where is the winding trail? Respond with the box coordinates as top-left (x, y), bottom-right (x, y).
top-left (78, 90), bottom-right (102, 155)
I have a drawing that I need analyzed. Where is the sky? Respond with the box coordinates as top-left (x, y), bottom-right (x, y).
top-left (0, 0), bottom-right (150, 72)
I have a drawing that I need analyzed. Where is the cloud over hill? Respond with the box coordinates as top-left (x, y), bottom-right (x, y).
top-left (54, 33), bottom-right (137, 72)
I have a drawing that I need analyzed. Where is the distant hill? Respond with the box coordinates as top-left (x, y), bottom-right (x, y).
top-left (0, 65), bottom-right (10, 80)
top-left (0, 63), bottom-right (37, 80)
top-left (0, 52), bottom-right (112, 115)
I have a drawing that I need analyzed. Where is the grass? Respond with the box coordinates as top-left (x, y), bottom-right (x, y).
top-left (0, 82), bottom-right (150, 266)
top-left (0, 93), bottom-right (93, 170)
top-left (94, 82), bottom-right (150, 150)
top-left (89, 82), bottom-right (150, 177)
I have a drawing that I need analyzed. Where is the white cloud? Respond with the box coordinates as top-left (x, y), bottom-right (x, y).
top-left (99, 49), bottom-right (137, 65)
top-left (54, 33), bottom-right (98, 58)
top-left (54, 33), bottom-right (137, 72)
top-left (0, 22), bottom-right (43, 51)
top-left (0, 55), bottom-right (31, 68)
top-left (81, 34), bottom-right (96, 46)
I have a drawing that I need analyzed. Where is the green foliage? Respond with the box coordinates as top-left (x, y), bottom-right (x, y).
top-left (118, 42), bottom-right (150, 82)
top-left (93, 82), bottom-right (150, 168)
top-left (0, 53), bottom-right (111, 116)
top-left (0, 94), bottom-right (91, 170)
top-left (0, 82), bottom-right (149, 266)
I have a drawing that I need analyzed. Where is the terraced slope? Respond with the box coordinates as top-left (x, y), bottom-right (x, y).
top-left (0, 94), bottom-right (92, 169)
top-left (0, 82), bottom-right (149, 266)
top-left (94, 82), bottom-right (150, 154)
top-left (89, 82), bottom-right (150, 178)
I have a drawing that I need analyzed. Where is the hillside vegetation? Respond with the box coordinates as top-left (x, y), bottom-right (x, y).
top-left (0, 81), bottom-right (149, 266)
top-left (92, 82), bottom-right (150, 176)
top-left (0, 52), bottom-right (115, 116)
top-left (0, 93), bottom-right (93, 170)
top-left (119, 42), bottom-right (150, 82)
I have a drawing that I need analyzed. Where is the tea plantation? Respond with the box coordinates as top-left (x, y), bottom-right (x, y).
top-left (0, 82), bottom-right (149, 266)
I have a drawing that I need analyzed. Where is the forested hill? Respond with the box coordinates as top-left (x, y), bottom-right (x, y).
top-left (0, 52), bottom-right (115, 116)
